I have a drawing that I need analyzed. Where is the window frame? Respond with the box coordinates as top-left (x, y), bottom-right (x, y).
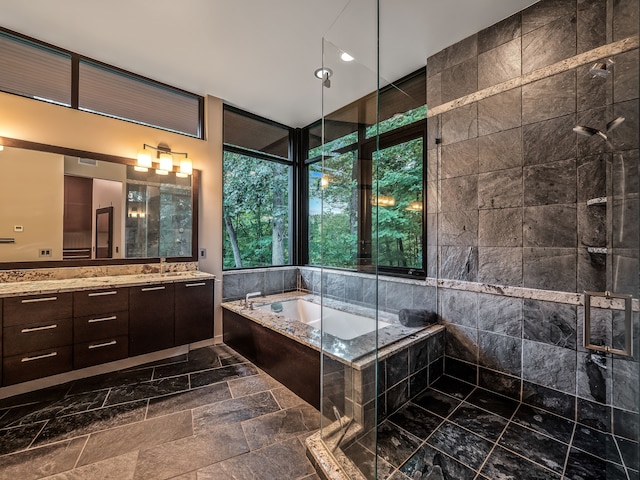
top-left (222, 105), bottom-right (295, 271)
top-left (0, 26), bottom-right (204, 138)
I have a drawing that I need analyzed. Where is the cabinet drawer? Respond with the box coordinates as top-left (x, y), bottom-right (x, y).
top-left (74, 335), bottom-right (128, 369)
top-left (4, 318), bottom-right (73, 357)
top-left (3, 345), bottom-right (73, 386)
top-left (74, 311), bottom-right (128, 344)
top-left (74, 288), bottom-right (129, 317)
top-left (4, 293), bottom-right (73, 326)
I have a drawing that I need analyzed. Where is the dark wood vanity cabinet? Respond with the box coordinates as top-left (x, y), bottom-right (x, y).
top-left (3, 293), bottom-right (74, 385)
top-left (174, 279), bottom-right (214, 345)
top-left (1, 277), bottom-right (214, 387)
top-left (73, 288), bottom-right (129, 369)
top-left (129, 284), bottom-right (175, 356)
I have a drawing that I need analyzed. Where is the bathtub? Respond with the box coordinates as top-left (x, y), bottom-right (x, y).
top-left (259, 298), bottom-right (391, 340)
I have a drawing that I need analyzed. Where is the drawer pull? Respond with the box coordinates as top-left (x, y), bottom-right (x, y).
top-left (88, 315), bottom-right (117, 323)
top-left (185, 282), bottom-right (207, 287)
top-left (21, 296), bottom-right (57, 304)
top-left (88, 340), bottom-right (117, 349)
top-left (21, 352), bottom-right (57, 362)
top-left (141, 286), bottom-right (165, 292)
top-left (88, 291), bottom-right (117, 297)
top-left (21, 324), bottom-right (57, 333)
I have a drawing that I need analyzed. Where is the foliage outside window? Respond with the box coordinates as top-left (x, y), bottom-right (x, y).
top-left (308, 152), bottom-right (358, 268)
top-left (372, 137), bottom-right (424, 269)
top-left (223, 152), bottom-right (290, 269)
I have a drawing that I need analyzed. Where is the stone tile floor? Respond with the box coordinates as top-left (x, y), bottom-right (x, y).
top-left (0, 344), bottom-right (321, 480)
top-left (344, 375), bottom-right (639, 480)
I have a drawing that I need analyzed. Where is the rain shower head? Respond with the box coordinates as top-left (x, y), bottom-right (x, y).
top-left (589, 59), bottom-right (614, 78)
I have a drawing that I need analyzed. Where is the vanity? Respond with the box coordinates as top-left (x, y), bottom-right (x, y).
top-left (0, 137), bottom-right (216, 391)
top-left (0, 271), bottom-right (214, 387)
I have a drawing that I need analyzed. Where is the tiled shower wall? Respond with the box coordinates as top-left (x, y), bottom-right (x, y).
top-left (426, 0), bottom-right (639, 441)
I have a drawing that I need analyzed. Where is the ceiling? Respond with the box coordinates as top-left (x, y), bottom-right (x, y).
top-left (0, 0), bottom-right (537, 127)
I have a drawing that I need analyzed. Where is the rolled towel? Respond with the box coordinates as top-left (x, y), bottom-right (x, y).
top-left (398, 309), bottom-right (437, 327)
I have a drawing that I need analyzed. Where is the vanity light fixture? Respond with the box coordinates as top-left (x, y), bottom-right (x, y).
top-left (136, 143), bottom-right (193, 176)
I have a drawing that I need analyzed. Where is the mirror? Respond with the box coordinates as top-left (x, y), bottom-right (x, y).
top-left (95, 206), bottom-right (113, 259)
top-left (0, 139), bottom-right (198, 267)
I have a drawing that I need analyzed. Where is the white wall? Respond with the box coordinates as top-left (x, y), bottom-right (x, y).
top-left (0, 147), bottom-right (64, 261)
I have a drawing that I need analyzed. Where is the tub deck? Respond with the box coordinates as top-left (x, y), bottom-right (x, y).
top-left (222, 291), bottom-right (443, 369)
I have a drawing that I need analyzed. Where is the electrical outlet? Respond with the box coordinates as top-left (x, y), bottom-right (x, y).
top-left (14, 225), bottom-right (23, 232)
top-left (39, 248), bottom-right (52, 257)
top-left (199, 248), bottom-right (206, 259)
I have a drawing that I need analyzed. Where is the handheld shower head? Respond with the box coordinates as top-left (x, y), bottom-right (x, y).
top-left (573, 125), bottom-right (608, 140)
top-left (606, 116), bottom-right (625, 132)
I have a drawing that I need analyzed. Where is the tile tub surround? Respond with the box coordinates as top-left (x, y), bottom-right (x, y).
top-left (309, 375), bottom-right (638, 480)
top-left (222, 266), bottom-right (299, 301)
top-left (0, 344), bottom-right (321, 480)
top-left (0, 261), bottom-right (199, 283)
top-left (0, 269), bottom-right (215, 298)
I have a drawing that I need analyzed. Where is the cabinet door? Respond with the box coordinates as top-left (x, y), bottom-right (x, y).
top-left (174, 279), bottom-right (214, 345)
top-left (129, 284), bottom-right (175, 356)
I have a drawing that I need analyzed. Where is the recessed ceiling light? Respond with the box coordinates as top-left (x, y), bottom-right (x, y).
top-left (340, 52), bottom-right (354, 62)
top-left (314, 68), bottom-right (333, 79)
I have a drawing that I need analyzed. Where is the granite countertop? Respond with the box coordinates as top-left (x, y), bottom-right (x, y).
top-left (0, 271), bottom-right (216, 298)
top-left (222, 291), bottom-right (443, 368)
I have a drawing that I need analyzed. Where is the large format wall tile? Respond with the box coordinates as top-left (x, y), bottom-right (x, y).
top-left (439, 210), bottom-right (478, 246)
top-left (477, 294), bottom-right (523, 337)
top-left (524, 158), bottom-right (577, 206)
top-left (522, 340), bottom-right (577, 395)
top-left (426, 71), bottom-right (442, 108)
top-left (523, 247), bottom-right (577, 292)
top-left (523, 114), bottom-right (577, 166)
top-left (478, 37), bottom-right (522, 90)
top-left (478, 208), bottom-right (523, 247)
top-left (440, 246), bottom-right (478, 282)
top-left (522, 13), bottom-right (577, 74)
top-left (427, 34), bottom-right (477, 77)
top-left (441, 104), bottom-right (478, 145)
top-left (477, 247), bottom-right (523, 286)
top-left (440, 175), bottom-right (478, 212)
top-left (441, 57), bottom-right (478, 103)
top-left (522, 70), bottom-right (576, 125)
top-left (613, 0), bottom-right (640, 41)
top-left (479, 332), bottom-right (522, 376)
top-left (523, 299), bottom-right (577, 349)
top-left (478, 128), bottom-right (523, 173)
top-left (576, 352), bottom-right (611, 405)
top-left (441, 138), bottom-right (478, 178)
top-left (440, 289), bottom-right (478, 328)
top-left (577, 0), bottom-right (607, 53)
top-left (522, 0), bottom-right (576, 35)
top-left (478, 167), bottom-right (523, 209)
top-left (479, 12), bottom-right (522, 53)
top-left (478, 88), bottom-right (522, 136)
top-left (524, 204), bottom-right (577, 247)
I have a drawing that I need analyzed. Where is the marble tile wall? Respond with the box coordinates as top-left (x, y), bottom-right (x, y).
top-left (426, 0), bottom-right (640, 439)
top-left (222, 266), bottom-right (298, 301)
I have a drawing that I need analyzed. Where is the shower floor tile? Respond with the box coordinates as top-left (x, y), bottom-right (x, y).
top-left (347, 375), bottom-right (633, 480)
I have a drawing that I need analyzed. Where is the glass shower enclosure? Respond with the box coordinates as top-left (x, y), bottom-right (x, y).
top-left (314, 1), bottom-right (639, 479)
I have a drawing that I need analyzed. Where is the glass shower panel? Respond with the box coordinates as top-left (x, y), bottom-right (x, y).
top-left (318, 0), bottom-right (380, 477)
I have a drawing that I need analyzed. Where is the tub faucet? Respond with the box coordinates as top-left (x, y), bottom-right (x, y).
top-left (245, 291), bottom-right (261, 309)
top-left (160, 257), bottom-right (166, 275)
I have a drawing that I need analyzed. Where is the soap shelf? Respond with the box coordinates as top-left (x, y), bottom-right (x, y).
top-left (586, 197), bottom-right (607, 206)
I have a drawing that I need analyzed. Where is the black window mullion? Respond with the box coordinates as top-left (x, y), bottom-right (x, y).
top-left (71, 54), bottom-right (79, 109)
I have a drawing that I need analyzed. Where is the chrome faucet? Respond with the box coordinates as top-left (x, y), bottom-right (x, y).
top-left (160, 257), bottom-right (166, 275)
top-left (245, 291), bottom-right (261, 309)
